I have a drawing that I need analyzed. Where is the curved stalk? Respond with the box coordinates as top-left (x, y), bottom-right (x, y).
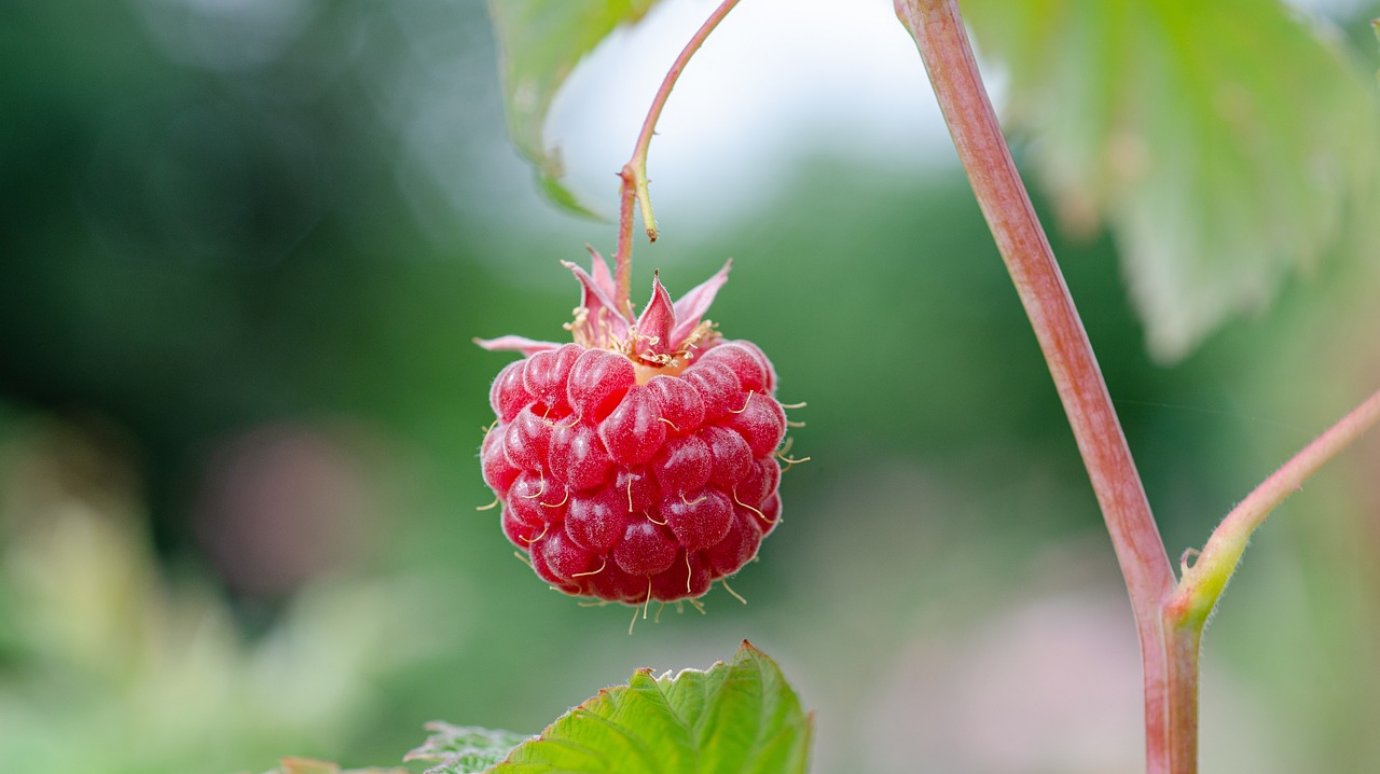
top-left (612, 0), bottom-right (741, 313)
top-left (1168, 387), bottom-right (1380, 627)
top-left (893, 1), bottom-right (1176, 770)
top-left (1163, 387), bottom-right (1380, 771)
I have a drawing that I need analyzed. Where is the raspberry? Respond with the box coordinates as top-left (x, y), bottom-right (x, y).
top-left (477, 254), bottom-right (790, 604)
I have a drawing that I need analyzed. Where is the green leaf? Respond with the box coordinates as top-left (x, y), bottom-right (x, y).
top-left (410, 641), bottom-right (812, 774)
top-left (404, 724), bottom-right (531, 774)
top-left (486, 0), bottom-right (662, 215)
top-left (961, 0), bottom-right (1380, 360)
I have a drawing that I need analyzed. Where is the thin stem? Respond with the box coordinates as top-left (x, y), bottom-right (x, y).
top-left (1158, 388), bottom-right (1380, 773)
top-left (612, 0), bottom-right (741, 312)
top-left (1164, 620), bottom-right (1201, 774)
top-left (1168, 387), bottom-right (1380, 626)
top-left (894, 1), bottom-right (1176, 771)
top-left (614, 171), bottom-right (637, 317)
top-left (627, 0), bottom-right (740, 242)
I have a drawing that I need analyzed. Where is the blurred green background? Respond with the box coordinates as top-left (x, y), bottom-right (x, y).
top-left (3, 1), bottom-right (1379, 772)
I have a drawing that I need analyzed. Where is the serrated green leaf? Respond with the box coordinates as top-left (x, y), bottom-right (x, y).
top-left (962, 0), bottom-right (1380, 360)
top-left (487, 0), bottom-right (661, 215)
top-left (404, 724), bottom-right (531, 774)
top-left (417, 641), bottom-right (812, 774)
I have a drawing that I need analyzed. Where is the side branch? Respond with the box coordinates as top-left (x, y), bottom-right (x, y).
top-left (1168, 387), bottom-right (1380, 627)
top-left (894, 1), bottom-right (1176, 770)
top-left (1160, 387), bottom-right (1380, 773)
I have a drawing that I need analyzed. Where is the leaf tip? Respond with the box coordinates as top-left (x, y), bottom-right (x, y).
top-left (539, 172), bottom-right (604, 221)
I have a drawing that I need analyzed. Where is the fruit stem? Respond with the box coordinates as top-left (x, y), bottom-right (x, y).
top-left (894, 1), bottom-right (1176, 771)
top-left (613, 0), bottom-right (742, 314)
top-left (615, 169), bottom-right (637, 317)
top-left (1160, 387), bottom-right (1380, 770)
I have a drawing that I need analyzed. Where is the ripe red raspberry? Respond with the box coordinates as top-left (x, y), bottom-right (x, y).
top-left (477, 253), bottom-right (788, 604)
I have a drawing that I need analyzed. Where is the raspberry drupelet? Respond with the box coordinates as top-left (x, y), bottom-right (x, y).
top-left (477, 252), bottom-right (787, 605)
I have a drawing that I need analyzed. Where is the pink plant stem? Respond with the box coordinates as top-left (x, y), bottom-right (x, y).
top-left (1163, 386), bottom-right (1380, 772)
top-left (614, 174), bottom-right (637, 318)
top-left (893, 1), bottom-right (1176, 770)
top-left (1163, 620), bottom-right (1201, 774)
top-left (1173, 387), bottom-right (1380, 613)
top-left (613, 0), bottom-right (741, 314)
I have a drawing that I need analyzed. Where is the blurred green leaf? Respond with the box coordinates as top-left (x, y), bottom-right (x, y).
top-left (404, 724), bottom-right (530, 773)
top-left (486, 0), bottom-right (662, 215)
top-left (410, 641), bottom-right (812, 774)
top-left (962, 0), bottom-right (1380, 360)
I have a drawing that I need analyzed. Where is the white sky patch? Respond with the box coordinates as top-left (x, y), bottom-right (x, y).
top-left (544, 0), bottom-right (960, 238)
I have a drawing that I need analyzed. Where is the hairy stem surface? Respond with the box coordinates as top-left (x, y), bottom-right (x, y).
top-left (894, 1), bottom-right (1176, 770)
top-left (1169, 387), bottom-right (1380, 626)
top-left (1162, 387), bottom-right (1380, 771)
